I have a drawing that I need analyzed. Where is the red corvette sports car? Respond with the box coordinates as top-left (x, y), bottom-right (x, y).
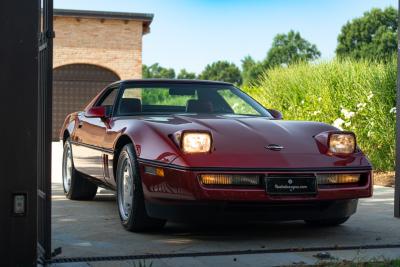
top-left (60, 79), bottom-right (372, 232)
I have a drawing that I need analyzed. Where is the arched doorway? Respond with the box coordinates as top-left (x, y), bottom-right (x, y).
top-left (52, 64), bottom-right (120, 140)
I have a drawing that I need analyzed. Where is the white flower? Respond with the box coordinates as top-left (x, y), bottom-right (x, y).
top-left (346, 112), bottom-right (355, 119)
top-left (390, 107), bottom-right (397, 114)
top-left (312, 110), bottom-right (322, 115)
top-left (341, 108), bottom-right (355, 119)
top-left (367, 92), bottom-right (374, 101)
top-left (333, 118), bottom-right (345, 130)
top-left (300, 100), bottom-right (305, 105)
top-left (318, 97), bottom-right (322, 102)
top-left (357, 102), bottom-right (367, 110)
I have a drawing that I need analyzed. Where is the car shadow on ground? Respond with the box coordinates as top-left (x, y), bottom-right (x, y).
top-left (52, 182), bottom-right (399, 259)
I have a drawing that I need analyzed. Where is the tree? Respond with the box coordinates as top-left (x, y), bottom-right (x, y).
top-left (177, 69), bottom-right (196, 79)
top-left (266, 30), bottom-right (321, 67)
top-left (142, 63), bottom-right (175, 79)
top-left (241, 55), bottom-right (267, 86)
top-left (336, 7), bottom-right (398, 61)
top-left (199, 61), bottom-right (242, 85)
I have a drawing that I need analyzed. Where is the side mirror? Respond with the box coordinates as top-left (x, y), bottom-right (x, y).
top-left (85, 106), bottom-right (107, 118)
top-left (267, 109), bottom-right (283, 120)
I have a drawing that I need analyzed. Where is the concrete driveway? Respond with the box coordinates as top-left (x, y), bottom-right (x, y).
top-left (51, 142), bottom-right (400, 266)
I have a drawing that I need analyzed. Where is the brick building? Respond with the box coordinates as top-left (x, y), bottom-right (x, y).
top-left (52, 9), bottom-right (153, 139)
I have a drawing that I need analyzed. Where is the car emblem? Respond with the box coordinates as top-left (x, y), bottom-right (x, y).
top-left (265, 144), bottom-right (284, 151)
top-left (288, 179), bottom-right (293, 185)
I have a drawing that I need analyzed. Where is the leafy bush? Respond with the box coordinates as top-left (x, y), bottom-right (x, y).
top-left (141, 88), bottom-right (194, 106)
top-left (244, 56), bottom-right (396, 171)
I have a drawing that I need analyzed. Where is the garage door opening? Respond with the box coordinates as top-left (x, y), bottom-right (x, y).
top-left (52, 64), bottom-right (120, 140)
top-left (3, 0), bottom-right (397, 265)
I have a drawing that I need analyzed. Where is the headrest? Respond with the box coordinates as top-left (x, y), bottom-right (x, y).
top-left (119, 98), bottom-right (142, 114)
top-left (186, 99), bottom-right (213, 113)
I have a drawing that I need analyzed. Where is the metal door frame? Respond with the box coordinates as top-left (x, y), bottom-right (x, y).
top-left (37, 0), bottom-right (54, 261)
top-left (0, 0), bottom-right (39, 265)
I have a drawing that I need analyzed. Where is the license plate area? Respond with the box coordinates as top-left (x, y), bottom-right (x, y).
top-left (265, 175), bottom-right (317, 195)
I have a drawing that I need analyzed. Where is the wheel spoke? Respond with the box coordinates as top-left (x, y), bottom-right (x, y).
top-left (63, 145), bottom-right (72, 193)
top-left (118, 159), bottom-right (135, 220)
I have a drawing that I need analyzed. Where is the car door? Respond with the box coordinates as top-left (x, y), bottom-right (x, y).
top-left (72, 86), bottom-right (119, 182)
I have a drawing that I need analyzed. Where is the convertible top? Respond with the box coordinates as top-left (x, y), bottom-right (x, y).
top-left (109, 79), bottom-right (233, 87)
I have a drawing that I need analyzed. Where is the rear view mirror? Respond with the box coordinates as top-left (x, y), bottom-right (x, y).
top-left (267, 109), bottom-right (283, 120)
top-left (85, 106), bottom-right (107, 118)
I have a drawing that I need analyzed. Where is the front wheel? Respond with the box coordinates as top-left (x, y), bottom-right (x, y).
top-left (62, 139), bottom-right (98, 200)
top-left (116, 143), bottom-right (166, 232)
top-left (304, 216), bottom-right (350, 227)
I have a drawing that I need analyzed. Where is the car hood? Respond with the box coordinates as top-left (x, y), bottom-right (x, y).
top-left (139, 114), bottom-right (371, 169)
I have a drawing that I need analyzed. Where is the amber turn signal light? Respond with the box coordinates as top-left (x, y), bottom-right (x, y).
top-left (317, 174), bottom-right (360, 184)
top-left (200, 174), bottom-right (259, 186)
top-left (144, 166), bottom-right (165, 177)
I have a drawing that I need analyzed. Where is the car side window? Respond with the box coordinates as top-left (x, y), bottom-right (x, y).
top-left (97, 88), bottom-right (118, 107)
top-left (217, 89), bottom-right (260, 115)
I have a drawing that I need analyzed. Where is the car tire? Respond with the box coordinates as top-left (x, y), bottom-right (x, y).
top-left (116, 143), bottom-right (166, 232)
top-left (62, 138), bottom-right (98, 200)
top-left (304, 216), bottom-right (350, 227)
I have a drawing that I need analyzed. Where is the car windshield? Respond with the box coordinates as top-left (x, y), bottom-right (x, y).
top-left (115, 83), bottom-right (272, 117)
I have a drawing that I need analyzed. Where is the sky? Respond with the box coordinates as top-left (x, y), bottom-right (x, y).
top-left (54, 0), bottom-right (397, 74)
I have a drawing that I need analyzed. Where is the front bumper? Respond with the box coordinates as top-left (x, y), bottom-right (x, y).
top-left (139, 163), bottom-right (372, 221)
top-left (145, 198), bottom-right (358, 222)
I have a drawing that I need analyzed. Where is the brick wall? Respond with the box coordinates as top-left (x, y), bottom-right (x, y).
top-left (53, 16), bottom-right (144, 79)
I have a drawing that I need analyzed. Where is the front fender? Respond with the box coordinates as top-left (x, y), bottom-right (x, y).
top-left (59, 112), bottom-right (79, 142)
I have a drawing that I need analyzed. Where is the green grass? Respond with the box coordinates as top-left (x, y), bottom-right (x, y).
top-left (244, 56), bottom-right (396, 171)
top-left (316, 258), bottom-right (400, 267)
